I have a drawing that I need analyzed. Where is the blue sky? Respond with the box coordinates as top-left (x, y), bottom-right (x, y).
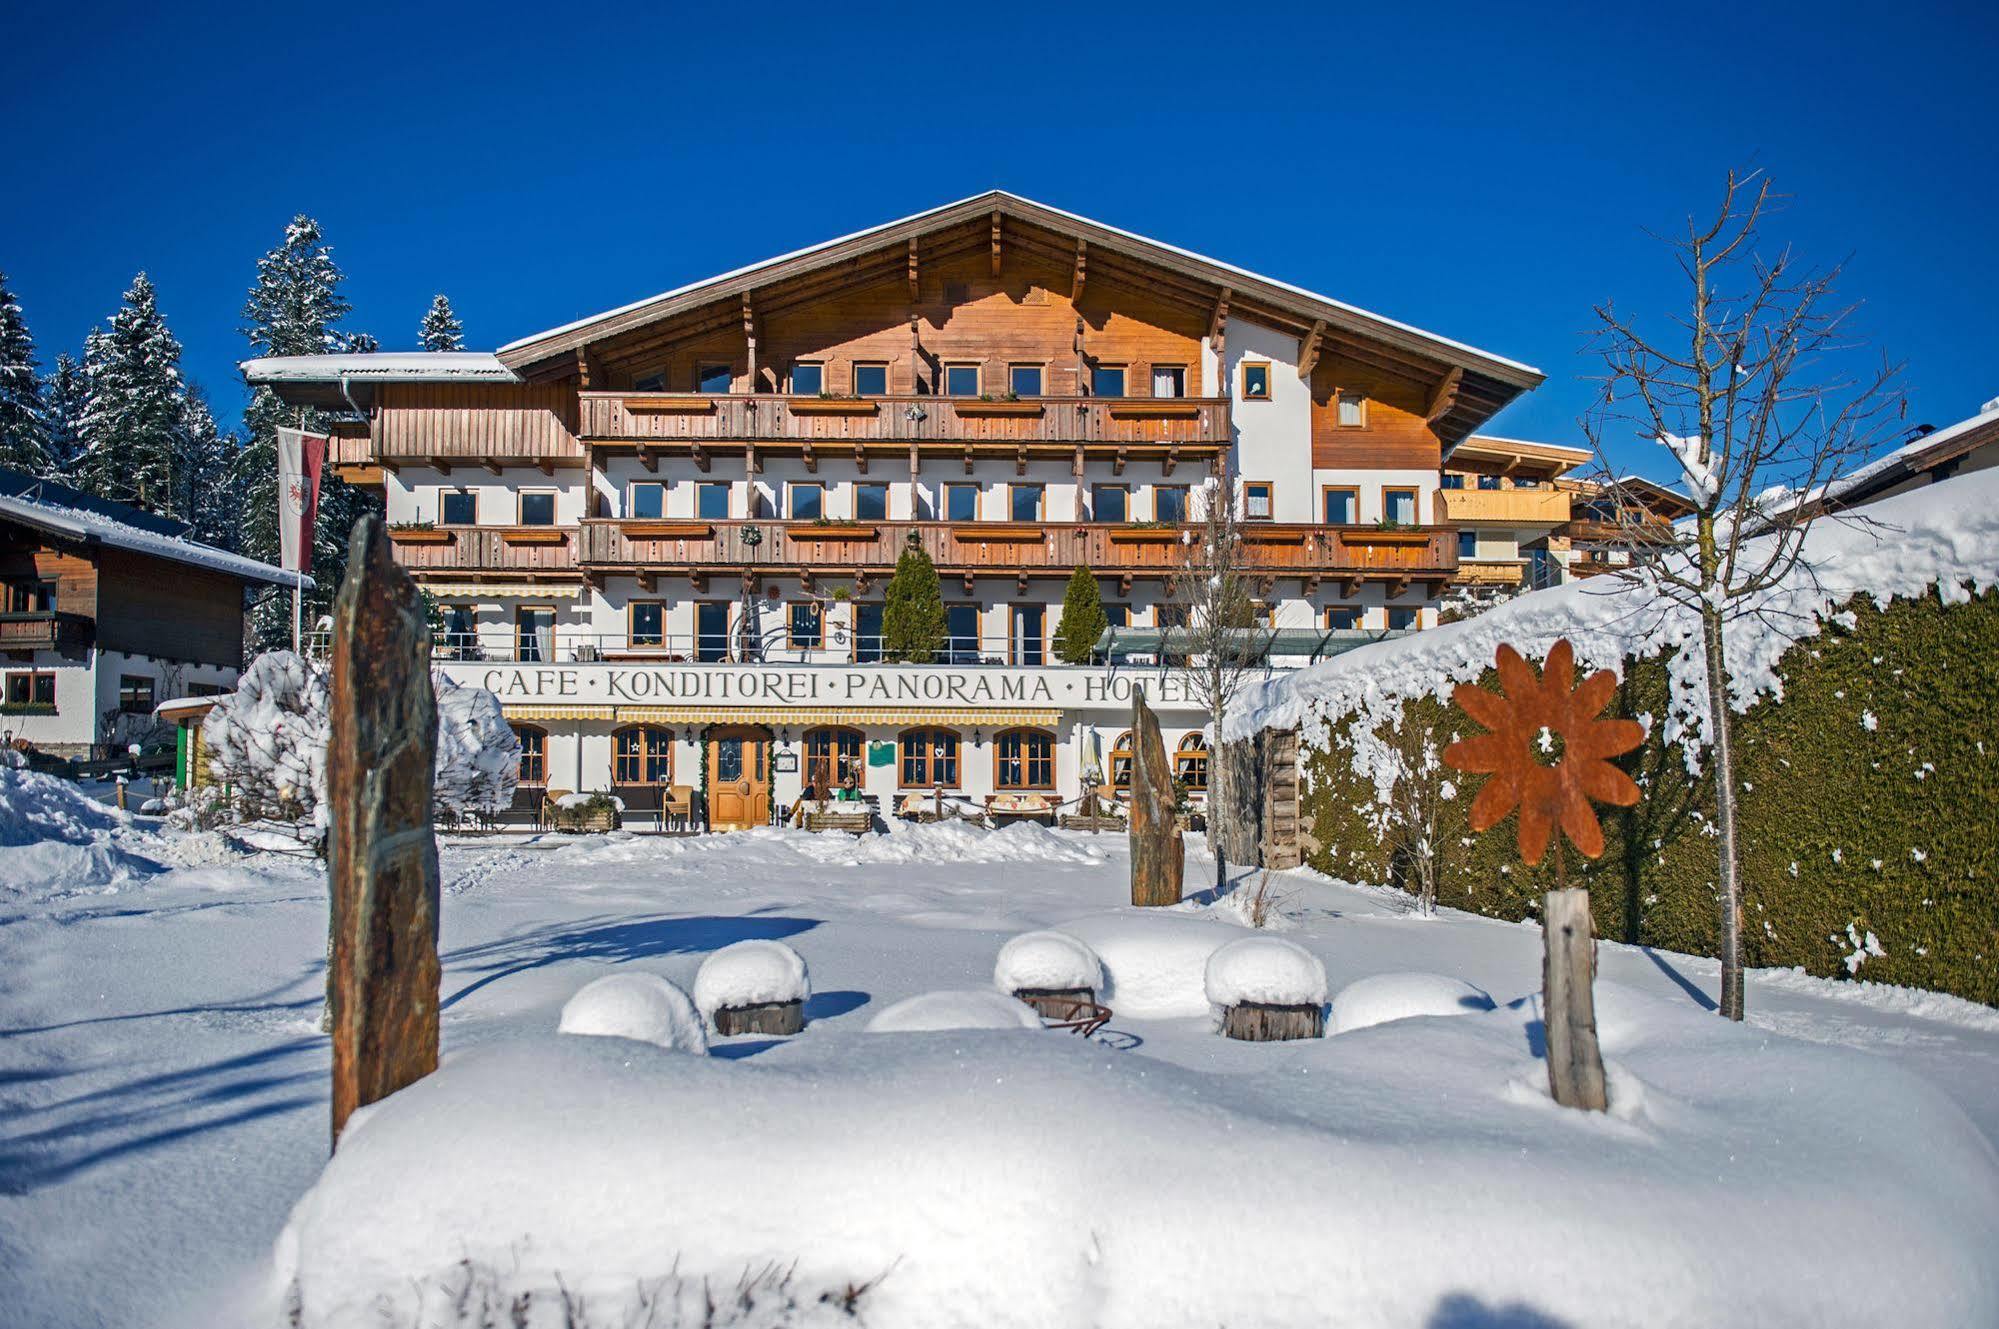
top-left (4, 0), bottom-right (1994, 478)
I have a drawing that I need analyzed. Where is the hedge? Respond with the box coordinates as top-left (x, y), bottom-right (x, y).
top-left (1298, 588), bottom-right (1999, 1006)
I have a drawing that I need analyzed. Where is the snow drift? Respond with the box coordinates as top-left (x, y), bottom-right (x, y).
top-left (865, 989), bottom-right (1042, 1033)
top-left (0, 765), bottom-right (160, 898)
top-left (559, 973), bottom-right (707, 1054)
top-left (1330, 971), bottom-right (1494, 1033)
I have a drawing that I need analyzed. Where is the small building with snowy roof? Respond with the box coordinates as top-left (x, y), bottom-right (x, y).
top-left (0, 469), bottom-right (298, 760)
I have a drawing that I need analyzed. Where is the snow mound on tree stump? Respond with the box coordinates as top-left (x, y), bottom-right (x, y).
top-left (692, 940), bottom-right (809, 1021)
top-left (1204, 936), bottom-right (1328, 1009)
top-left (1330, 972), bottom-right (1494, 1034)
top-left (1061, 911), bottom-right (1244, 1018)
top-left (993, 930), bottom-right (1102, 994)
top-left (866, 989), bottom-right (1042, 1032)
top-left (559, 973), bottom-right (707, 1054)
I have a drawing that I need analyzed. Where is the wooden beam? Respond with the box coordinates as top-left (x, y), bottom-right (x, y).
top-left (1162, 447), bottom-right (1178, 477)
top-left (1388, 574), bottom-right (1412, 598)
top-left (691, 444), bottom-right (709, 473)
top-left (963, 445), bottom-right (975, 475)
top-left (961, 571), bottom-right (975, 595)
top-left (1015, 445), bottom-right (1028, 477)
top-left (1119, 572), bottom-right (1132, 596)
top-left (690, 570), bottom-right (706, 593)
top-left (533, 459), bottom-right (553, 477)
top-left (745, 442), bottom-right (760, 476)
top-left (907, 238), bottom-right (919, 301)
top-left (909, 442), bottom-right (920, 482)
top-left (575, 344), bottom-right (602, 390)
top-left (1113, 447), bottom-right (1127, 476)
top-left (742, 294), bottom-right (758, 394)
top-left (1071, 238), bottom-right (1088, 301)
top-left (429, 456), bottom-right (453, 475)
top-left (638, 570), bottom-right (657, 593)
top-left (480, 460), bottom-right (501, 477)
top-left (909, 314), bottom-right (924, 395)
top-left (854, 442), bottom-right (868, 474)
top-left (378, 457), bottom-right (399, 475)
top-left (637, 446), bottom-right (658, 473)
top-left (1425, 366), bottom-right (1464, 424)
top-left (1073, 445), bottom-right (1085, 479)
top-left (801, 440), bottom-right (816, 474)
top-left (990, 210), bottom-right (1003, 277)
top-left (1209, 286), bottom-right (1232, 344)
top-left (1298, 320), bottom-right (1326, 380)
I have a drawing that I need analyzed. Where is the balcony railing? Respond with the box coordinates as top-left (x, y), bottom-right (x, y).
top-left (0, 610), bottom-right (94, 654)
top-left (387, 526), bottom-right (581, 577)
top-left (577, 392), bottom-right (1230, 454)
top-left (1439, 487), bottom-right (1571, 525)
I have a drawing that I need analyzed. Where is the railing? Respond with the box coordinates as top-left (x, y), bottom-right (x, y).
top-left (387, 526), bottom-right (580, 576)
top-left (577, 392), bottom-right (1230, 450)
top-left (1454, 560), bottom-right (1527, 587)
top-left (0, 610), bottom-right (94, 653)
top-left (1439, 487), bottom-right (1571, 525)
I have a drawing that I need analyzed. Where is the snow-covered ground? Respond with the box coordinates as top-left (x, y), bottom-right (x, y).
top-left (2, 776), bottom-right (1998, 1326)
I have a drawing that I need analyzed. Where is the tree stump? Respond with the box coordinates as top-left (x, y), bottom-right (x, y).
top-left (712, 999), bottom-right (805, 1037)
top-left (1010, 986), bottom-right (1097, 1020)
top-left (327, 515), bottom-right (442, 1149)
top-left (1543, 887), bottom-right (1608, 1111)
top-left (1128, 687), bottom-right (1184, 907)
top-left (1221, 1002), bottom-right (1325, 1042)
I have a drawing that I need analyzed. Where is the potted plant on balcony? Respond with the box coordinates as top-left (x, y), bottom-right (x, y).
top-left (387, 521), bottom-right (452, 545)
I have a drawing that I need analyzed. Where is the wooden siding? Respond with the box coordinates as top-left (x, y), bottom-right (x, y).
top-left (1439, 487), bottom-right (1571, 524)
top-left (1309, 351), bottom-right (1444, 471)
top-left (389, 528), bottom-right (583, 578)
top-left (373, 383), bottom-right (586, 466)
top-left (93, 548), bottom-right (245, 666)
top-left (0, 540), bottom-right (99, 618)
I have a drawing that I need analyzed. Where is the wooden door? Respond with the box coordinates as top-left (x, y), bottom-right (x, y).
top-left (706, 725), bottom-right (771, 830)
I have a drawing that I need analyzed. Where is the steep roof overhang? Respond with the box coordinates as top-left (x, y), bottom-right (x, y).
top-left (494, 190), bottom-right (1544, 444)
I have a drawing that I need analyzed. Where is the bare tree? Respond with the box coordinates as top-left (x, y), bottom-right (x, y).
top-left (1170, 462), bottom-right (1276, 891)
top-left (1583, 169), bottom-right (1903, 1020)
top-left (1383, 712), bottom-right (1454, 918)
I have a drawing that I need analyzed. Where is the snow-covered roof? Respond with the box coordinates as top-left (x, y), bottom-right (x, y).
top-left (1812, 397), bottom-right (1999, 512)
top-left (241, 352), bottom-right (517, 385)
top-left (0, 471), bottom-right (302, 588)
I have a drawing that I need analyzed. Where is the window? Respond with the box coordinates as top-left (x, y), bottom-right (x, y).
top-left (518, 491), bottom-right (556, 526)
top-left (855, 483), bottom-right (889, 521)
top-left (790, 362), bottom-right (824, 395)
top-left (1240, 362), bottom-right (1271, 400)
top-left (789, 483), bottom-right (824, 520)
top-left (698, 364), bottom-right (732, 394)
top-left (1103, 602), bottom-right (1130, 628)
top-left (790, 601), bottom-right (824, 650)
top-left (1336, 392), bottom-right (1368, 428)
top-left (852, 362), bottom-right (888, 396)
top-left (1384, 488), bottom-right (1418, 525)
top-left (1388, 607), bottom-right (1419, 631)
top-left (1175, 733), bottom-right (1211, 791)
top-left (1157, 602), bottom-right (1189, 629)
top-left (513, 725), bottom-right (547, 786)
top-left (1091, 365), bottom-right (1127, 398)
top-left (4, 672), bottom-right (55, 711)
top-left (440, 604), bottom-right (478, 658)
top-left (945, 604), bottom-right (980, 660)
top-left (1008, 364), bottom-right (1043, 397)
top-left (440, 490), bottom-right (476, 525)
top-left (1243, 481), bottom-right (1273, 521)
top-left (1109, 731), bottom-right (1134, 790)
top-left (4, 580), bottom-right (54, 613)
top-left (996, 728), bottom-right (1054, 790)
top-left (516, 608), bottom-right (555, 662)
top-left (1325, 606), bottom-right (1361, 631)
top-left (630, 601), bottom-right (665, 648)
top-left (1322, 487), bottom-right (1358, 524)
top-left (697, 482), bottom-right (730, 519)
top-left (1012, 604), bottom-right (1044, 665)
top-left (804, 727), bottom-right (864, 794)
top-left (613, 725), bottom-right (673, 785)
top-left (1478, 473), bottom-right (1503, 491)
top-left (1441, 472), bottom-right (1465, 490)
top-left (118, 675), bottom-right (155, 714)
top-left (1458, 529), bottom-right (1479, 558)
top-left (696, 602), bottom-right (730, 662)
top-left (1010, 484), bottom-right (1043, 522)
top-left (632, 373), bottom-right (665, 392)
top-left (1151, 365), bottom-right (1186, 398)
top-left (1154, 486), bottom-right (1188, 523)
top-left (900, 727), bottom-right (960, 787)
top-left (853, 602), bottom-right (883, 663)
top-left (944, 363), bottom-right (980, 397)
top-left (628, 482), bottom-right (665, 520)
top-left (1093, 484), bottom-right (1128, 522)
top-left (944, 483), bottom-right (978, 522)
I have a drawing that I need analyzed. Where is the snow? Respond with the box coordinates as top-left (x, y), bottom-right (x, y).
top-left (6, 825), bottom-right (1999, 1327)
top-left (1061, 910), bottom-right (1246, 1017)
top-left (692, 939), bottom-right (809, 1020)
top-left (1330, 971), bottom-right (1495, 1033)
top-left (558, 973), bottom-right (707, 1054)
top-left (239, 352), bottom-right (517, 383)
top-left (1660, 430), bottom-right (1721, 503)
top-left (864, 988), bottom-right (1043, 1032)
top-left (0, 486), bottom-right (297, 588)
top-left (992, 929), bottom-right (1102, 994)
top-left (1202, 935), bottom-right (1328, 1008)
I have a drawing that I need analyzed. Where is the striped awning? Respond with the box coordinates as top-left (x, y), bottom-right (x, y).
top-left (504, 704), bottom-right (617, 721)
top-left (600, 705), bottom-right (1063, 727)
top-left (419, 581), bottom-right (583, 599)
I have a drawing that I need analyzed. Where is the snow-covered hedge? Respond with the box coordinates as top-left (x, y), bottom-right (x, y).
top-left (201, 650), bottom-right (518, 832)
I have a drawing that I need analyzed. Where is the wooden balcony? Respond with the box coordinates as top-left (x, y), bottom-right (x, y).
top-left (1439, 487), bottom-right (1570, 525)
top-left (1455, 560), bottom-right (1528, 587)
top-left (385, 527), bottom-right (582, 581)
top-left (0, 610), bottom-right (94, 655)
top-left (574, 519), bottom-right (1456, 590)
top-left (576, 392), bottom-right (1230, 468)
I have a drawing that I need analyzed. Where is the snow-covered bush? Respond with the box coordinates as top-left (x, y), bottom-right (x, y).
top-left (434, 674), bottom-right (519, 814)
top-left (1329, 972), bottom-right (1493, 1034)
top-left (559, 973), bottom-right (707, 1054)
top-left (865, 989), bottom-right (1042, 1033)
top-left (1203, 936), bottom-right (1327, 1010)
top-left (993, 930), bottom-right (1102, 995)
top-left (692, 940), bottom-right (810, 1023)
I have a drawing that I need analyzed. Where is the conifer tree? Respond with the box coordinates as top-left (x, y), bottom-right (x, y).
top-left (179, 387), bottom-right (241, 548)
top-left (0, 272), bottom-right (53, 476)
top-left (342, 331), bottom-right (381, 354)
top-left (418, 294), bottom-right (463, 352)
top-left (1054, 564), bottom-right (1109, 664)
top-left (75, 274), bottom-right (189, 510)
top-left (881, 540), bottom-right (947, 662)
top-left (40, 353), bottom-right (87, 484)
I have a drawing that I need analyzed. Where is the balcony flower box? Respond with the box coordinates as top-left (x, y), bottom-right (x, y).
top-left (621, 395), bottom-right (716, 413)
top-left (785, 398), bottom-right (879, 416)
top-left (501, 528), bottom-right (569, 546)
top-left (389, 527), bottom-right (454, 546)
top-left (1106, 401), bottom-right (1203, 419)
top-left (1107, 526), bottom-right (1185, 545)
top-left (1339, 528), bottom-right (1434, 548)
top-left (786, 523), bottom-right (881, 542)
top-left (953, 400), bottom-right (1045, 418)
top-left (622, 521), bottom-right (714, 539)
top-left (951, 524), bottom-right (1044, 544)
top-left (1241, 528), bottom-right (1308, 544)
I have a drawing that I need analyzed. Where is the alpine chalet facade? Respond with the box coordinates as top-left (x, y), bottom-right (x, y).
top-left (247, 192), bottom-right (1541, 827)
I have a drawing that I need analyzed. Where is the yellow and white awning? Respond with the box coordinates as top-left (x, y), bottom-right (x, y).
top-left (420, 581), bottom-right (583, 600)
top-left (500, 704), bottom-right (1062, 727)
top-left (504, 704), bottom-right (618, 721)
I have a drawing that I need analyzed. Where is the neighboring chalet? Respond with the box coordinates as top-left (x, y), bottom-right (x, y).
top-left (1807, 395), bottom-right (1999, 515)
top-left (0, 471), bottom-right (294, 759)
top-left (245, 190), bottom-right (1541, 826)
top-left (1440, 435), bottom-right (1594, 598)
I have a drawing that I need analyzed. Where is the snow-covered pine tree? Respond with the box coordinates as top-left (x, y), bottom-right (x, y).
top-left (342, 331), bottom-right (380, 354)
top-left (74, 274), bottom-right (189, 511)
top-left (237, 215), bottom-right (357, 648)
top-left (418, 294), bottom-right (463, 352)
top-left (40, 353), bottom-right (87, 485)
top-left (0, 272), bottom-right (53, 476)
top-left (180, 386), bottom-right (241, 548)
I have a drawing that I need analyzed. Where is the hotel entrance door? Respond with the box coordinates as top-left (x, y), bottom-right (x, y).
top-left (705, 725), bottom-right (772, 830)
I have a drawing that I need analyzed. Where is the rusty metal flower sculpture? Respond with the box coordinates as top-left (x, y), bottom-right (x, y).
top-left (1443, 640), bottom-right (1645, 867)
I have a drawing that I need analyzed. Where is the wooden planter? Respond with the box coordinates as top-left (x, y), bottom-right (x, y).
top-left (622, 521), bottom-right (713, 539)
top-left (1107, 401), bottom-right (1202, 418)
top-left (547, 801), bottom-right (621, 833)
top-left (951, 524), bottom-right (1044, 543)
top-left (388, 528), bottom-right (453, 545)
top-left (786, 523), bottom-right (881, 542)
top-left (1107, 527), bottom-right (1182, 544)
top-left (623, 395), bottom-right (716, 413)
top-left (1221, 1001), bottom-right (1324, 1042)
top-left (1010, 986), bottom-right (1096, 1020)
top-left (1339, 529), bottom-right (1431, 548)
top-left (786, 398), bottom-right (878, 415)
top-left (502, 529), bottom-right (569, 546)
top-left (953, 400), bottom-right (1044, 418)
top-left (712, 999), bottom-right (805, 1036)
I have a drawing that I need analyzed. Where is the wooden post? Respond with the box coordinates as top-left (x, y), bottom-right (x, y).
top-left (1128, 687), bottom-right (1184, 907)
top-left (327, 514), bottom-right (442, 1149)
top-left (1542, 887), bottom-right (1607, 1112)
top-left (1214, 737), bottom-right (1260, 870)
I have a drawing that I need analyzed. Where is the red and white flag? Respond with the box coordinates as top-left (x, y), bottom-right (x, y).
top-left (276, 428), bottom-right (327, 574)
